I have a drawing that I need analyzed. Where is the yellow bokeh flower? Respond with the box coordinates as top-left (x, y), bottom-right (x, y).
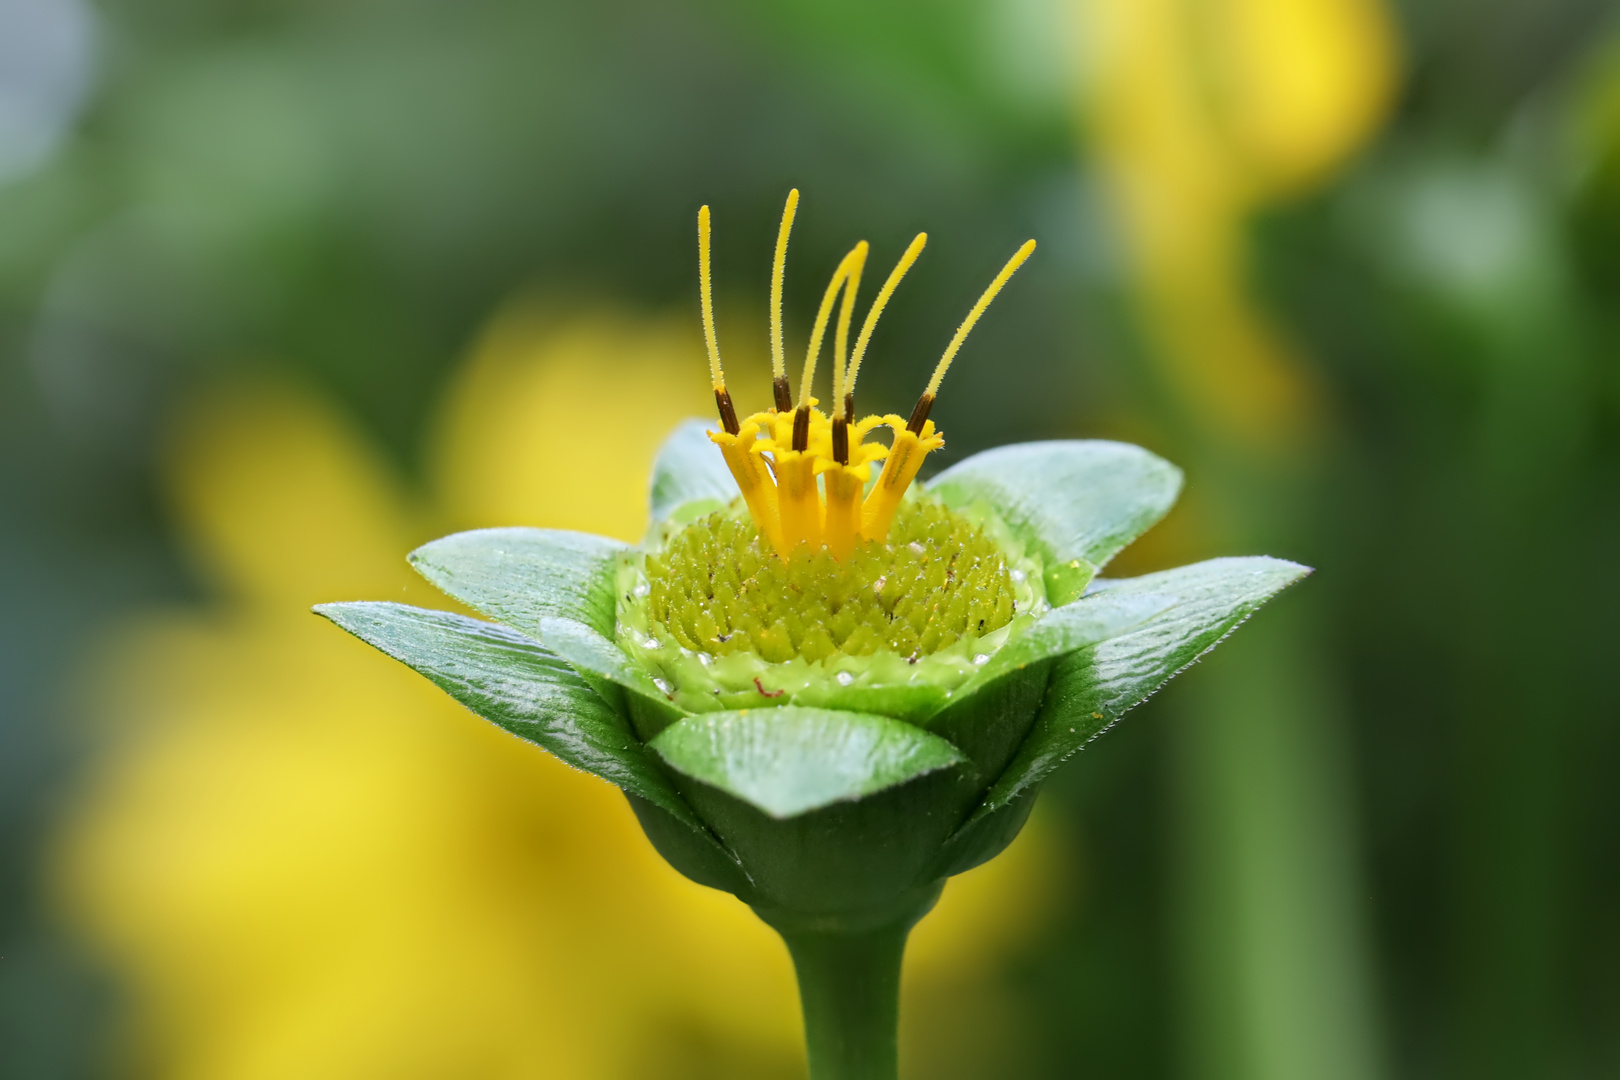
top-left (51, 302), bottom-right (1063, 1079)
top-left (1078, 0), bottom-right (1400, 447)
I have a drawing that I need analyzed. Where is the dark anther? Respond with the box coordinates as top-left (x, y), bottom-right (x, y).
top-left (773, 375), bottom-right (793, 413)
top-left (832, 416), bottom-right (849, 464)
top-left (906, 393), bottom-right (934, 435)
top-left (792, 406), bottom-right (810, 452)
top-left (714, 387), bottom-right (741, 435)
top-left (842, 392), bottom-right (854, 423)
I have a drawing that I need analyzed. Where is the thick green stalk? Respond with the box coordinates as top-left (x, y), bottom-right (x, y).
top-left (758, 884), bottom-right (941, 1080)
top-left (781, 920), bottom-right (910, 1080)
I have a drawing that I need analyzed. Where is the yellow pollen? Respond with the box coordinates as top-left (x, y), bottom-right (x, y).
top-left (697, 205), bottom-right (724, 392)
top-left (924, 239), bottom-right (1035, 399)
top-left (845, 232), bottom-right (926, 407)
top-left (769, 189), bottom-right (799, 385)
top-left (801, 242), bottom-right (868, 410)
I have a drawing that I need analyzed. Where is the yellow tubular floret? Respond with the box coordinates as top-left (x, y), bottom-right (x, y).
top-left (709, 421), bottom-right (785, 556)
top-left (862, 418), bottom-right (943, 542)
top-left (822, 467), bottom-right (864, 560)
top-left (776, 452), bottom-right (821, 551)
top-left (823, 415), bottom-right (888, 558)
top-left (760, 404), bottom-right (830, 552)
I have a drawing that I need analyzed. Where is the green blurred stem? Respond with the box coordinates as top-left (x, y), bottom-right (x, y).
top-left (760, 884), bottom-right (940, 1080)
top-left (780, 921), bottom-right (909, 1080)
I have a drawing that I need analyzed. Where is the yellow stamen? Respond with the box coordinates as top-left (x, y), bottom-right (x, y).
top-left (800, 242), bottom-right (868, 410)
top-left (924, 239), bottom-right (1036, 399)
top-left (845, 232), bottom-right (926, 410)
top-left (831, 245), bottom-right (867, 412)
top-left (769, 189), bottom-right (800, 397)
top-left (700, 205), bottom-right (781, 546)
top-left (698, 205), bottom-right (724, 393)
top-left (862, 240), bottom-right (1034, 541)
top-left (699, 194), bottom-right (1034, 559)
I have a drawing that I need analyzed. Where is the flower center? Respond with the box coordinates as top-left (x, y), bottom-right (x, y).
top-left (643, 500), bottom-right (1018, 664)
top-left (697, 190), bottom-right (1035, 560)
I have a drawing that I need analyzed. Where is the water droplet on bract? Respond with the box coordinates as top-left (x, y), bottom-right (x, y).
top-left (973, 653), bottom-right (990, 665)
top-left (836, 671), bottom-right (855, 686)
top-left (652, 677), bottom-right (672, 694)
top-left (1010, 569), bottom-right (1026, 583)
top-left (634, 581), bottom-right (650, 597)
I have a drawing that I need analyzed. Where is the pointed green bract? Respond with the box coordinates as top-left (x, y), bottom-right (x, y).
top-left (928, 440), bottom-right (1183, 605)
top-left (649, 418), bottom-right (739, 524)
top-left (650, 706), bottom-right (966, 819)
top-left (923, 587), bottom-right (1175, 721)
top-left (409, 527), bottom-right (627, 641)
top-left (971, 556), bottom-right (1311, 819)
top-left (538, 615), bottom-right (687, 737)
top-left (313, 601), bottom-right (704, 831)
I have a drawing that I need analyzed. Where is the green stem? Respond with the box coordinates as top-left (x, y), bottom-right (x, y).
top-left (780, 920), bottom-right (910, 1080)
top-left (757, 884), bottom-right (941, 1080)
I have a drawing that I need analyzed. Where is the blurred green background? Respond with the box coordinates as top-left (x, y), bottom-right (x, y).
top-left (2, 0), bottom-right (1618, 1076)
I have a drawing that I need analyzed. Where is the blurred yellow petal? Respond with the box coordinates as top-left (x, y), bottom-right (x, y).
top-left (432, 303), bottom-right (713, 542)
top-left (163, 380), bottom-right (429, 611)
top-left (1079, 0), bottom-right (1399, 447)
top-left (1212, 0), bottom-right (1400, 194)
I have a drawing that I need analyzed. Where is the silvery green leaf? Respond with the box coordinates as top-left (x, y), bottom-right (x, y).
top-left (314, 601), bottom-right (704, 831)
top-left (926, 588), bottom-right (1175, 719)
top-left (650, 706), bottom-right (966, 819)
top-left (972, 556), bottom-right (1310, 820)
top-left (928, 440), bottom-right (1182, 604)
top-left (538, 613), bottom-right (685, 729)
top-left (649, 417), bottom-right (738, 523)
top-left (409, 527), bottom-right (626, 641)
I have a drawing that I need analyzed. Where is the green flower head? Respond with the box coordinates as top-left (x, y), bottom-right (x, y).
top-left (317, 192), bottom-right (1308, 1080)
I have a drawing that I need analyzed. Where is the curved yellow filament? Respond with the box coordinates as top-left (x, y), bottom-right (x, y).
top-left (800, 242), bottom-right (869, 410)
top-left (697, 205), bottom-right (724, 392)
top-left (831, 244), bottom-right (866, 410)
top-left (845, 233), bottom-right (927, 403)
top-left (769, 189), bottom-right (800, 385)
top-left (924, 239), bottom-right (1035, 399)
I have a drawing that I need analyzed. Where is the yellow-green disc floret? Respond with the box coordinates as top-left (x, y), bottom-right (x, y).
top-left (617, 495), bottom-right (1047, 718)
top-left (645, 501), bottom-right (1018, 663)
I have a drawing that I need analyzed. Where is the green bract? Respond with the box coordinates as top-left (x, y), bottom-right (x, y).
top-left (316, 419), bottom-right (1309, 1080)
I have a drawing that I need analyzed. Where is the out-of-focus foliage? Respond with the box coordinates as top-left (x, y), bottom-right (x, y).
top-left (2, 0), bottom-right (1617, 1077)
